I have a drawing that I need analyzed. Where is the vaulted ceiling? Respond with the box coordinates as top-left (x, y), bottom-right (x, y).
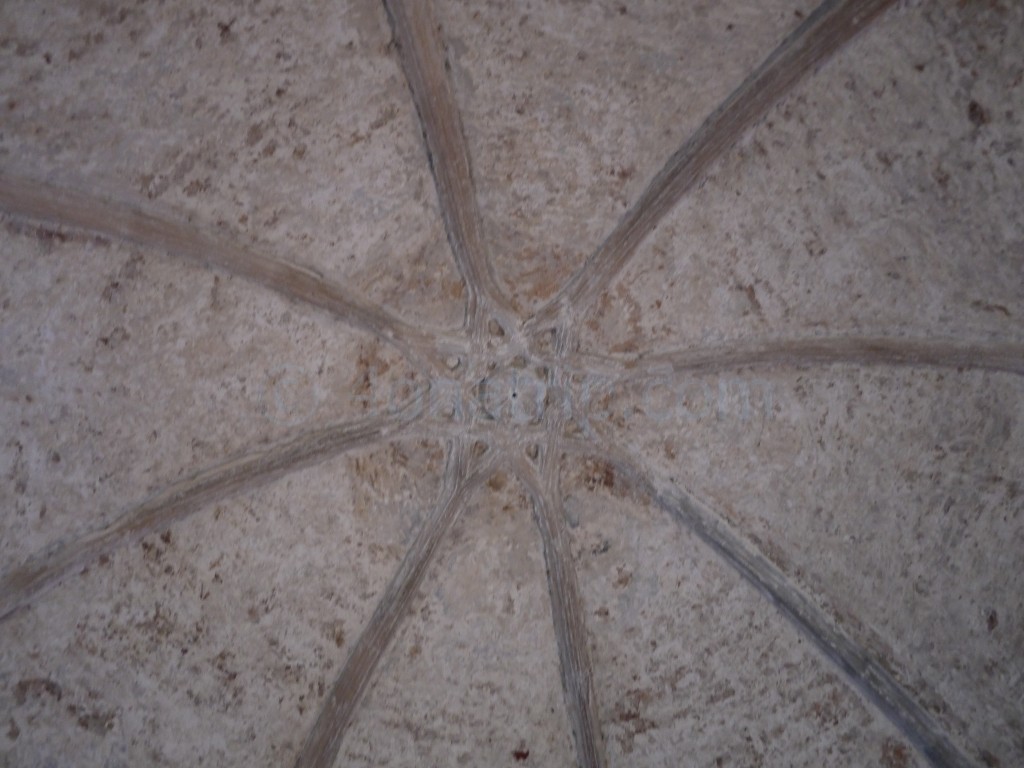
top-left (1, 1), bottom-right (1021, 766)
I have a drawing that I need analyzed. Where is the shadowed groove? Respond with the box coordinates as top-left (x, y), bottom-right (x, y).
top-left (564, 438), bottom-right (975, 768)
top-left (530, 0), bottom-right (897, 329)
top-left (293, 439), bottom-right (496, 768)
top-left (515, 456), bottom-right (606, 768)
top-left (0, 400), bottom-right (421, 623)
top-left (0, 171), bottom-right (463, 367)
top-left (382, 0), bottom-right (516, 336)
top-left (576, 335), bottom-right (1024, 381)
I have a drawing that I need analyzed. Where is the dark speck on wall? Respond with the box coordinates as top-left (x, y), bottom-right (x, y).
top-left (967, 99), bottom-right (989, 126)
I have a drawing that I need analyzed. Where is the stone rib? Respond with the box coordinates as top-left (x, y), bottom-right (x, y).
top-left (0, 403), bottom-right (419, 622)
top-left (579, 335), bottom-right (1024, 381)
top-left (383, 0), bottom-right (514, 335)
top-left (530, 0), bottom-right (897, 328)
top-left (567, 438), bottom-right (974, 768)
top-left (293, 440), bottom-right (494, 768)
top-left (0, 171), bottom-right (460, 364)
top-left (515, 458), bottom-right (606, 768)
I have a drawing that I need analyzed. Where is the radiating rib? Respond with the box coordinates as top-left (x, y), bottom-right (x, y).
top-left (515, 457), bottom-right (606, 768)
top-left (530, 0), bottom-right (897, 328)
top-left (294, 440), bottom-right (494, 768)
top-left (0, 171), bottom-right (463, 364)
top-left (383, 0), bottom-right (515, 334)
top-left (566, 438), bottom-right (972, 768)
top-left (578, 335), bottom-right (1024, 381)
top-left (0, 401), bottom-right (421, 622)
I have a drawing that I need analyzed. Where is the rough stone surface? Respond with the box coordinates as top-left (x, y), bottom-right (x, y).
top-left (0, 231), bottom-right (418, 562)
top-left (581, 2), bottom-right (1024, 354)
top-left (343, 478), bottom-right (576, 767)
top-left (439, 0), bottom-right (818, 312)
top-left (561, 469), bottom-right (924, 767)
top-left (601, 366), bottom-right (1023, 765)
top-left (0, 0), bottom-right (463, 328)
top-left (0, 1), bottom-right (1021, 767)
top-left (0, 442), bottom-right (443, 767)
